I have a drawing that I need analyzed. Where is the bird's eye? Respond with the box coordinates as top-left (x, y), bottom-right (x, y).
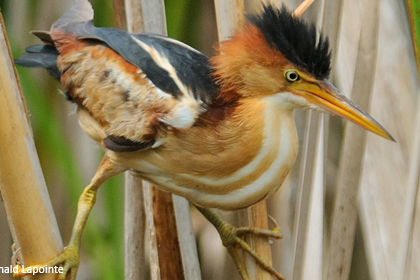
top-left (285, 70), bottom-right (300, 82)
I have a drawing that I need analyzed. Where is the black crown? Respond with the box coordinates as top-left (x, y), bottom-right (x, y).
top-left (247, 4), bottom-right (331, 80)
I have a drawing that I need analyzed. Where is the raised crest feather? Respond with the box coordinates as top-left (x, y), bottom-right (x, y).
top-left (247, 4), bottom-right (331, 80)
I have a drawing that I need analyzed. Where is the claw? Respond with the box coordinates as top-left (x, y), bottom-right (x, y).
top-left (268, 215), bottom-right (282, 234)
top-left (196, 206), bottom-right (285, 280)
top-left (12, 157), bottom-right (117, 280)
top-left (12, 245), bottom-right (79, 280)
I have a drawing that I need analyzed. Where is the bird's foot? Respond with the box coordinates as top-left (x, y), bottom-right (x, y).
top-left (196, 207), bottom-right (284, 280)
top-left (13, 245), bottom-right (79, 280)
top-left (219, 222), bottom-right (284, 280)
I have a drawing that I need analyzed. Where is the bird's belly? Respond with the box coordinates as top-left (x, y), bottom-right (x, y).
top-left (113, 109), bottom-right (298, 210)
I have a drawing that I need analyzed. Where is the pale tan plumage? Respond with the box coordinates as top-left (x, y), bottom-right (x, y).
top-left (60, 43), bottom-right (200, 146)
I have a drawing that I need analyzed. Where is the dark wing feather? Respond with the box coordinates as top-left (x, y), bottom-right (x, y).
top-left (93, 28), bottom-right (219, 103)
top-left (138, 35), bottom-right (219, 104)
top-left (47, 0), bottom-right (218, 104)
top-left (94, 28), bottom-right (180, 96)
top-left (103, 135), bottom-right (155, 152)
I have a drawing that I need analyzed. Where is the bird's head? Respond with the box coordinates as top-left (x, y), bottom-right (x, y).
top-left (211, 4), bottom-right (394, 141)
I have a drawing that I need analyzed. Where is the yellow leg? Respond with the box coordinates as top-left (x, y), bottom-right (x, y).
top-left (14, 155), bottom-right (124, 280)
top-left (196, 206), bottom-right (284, 280)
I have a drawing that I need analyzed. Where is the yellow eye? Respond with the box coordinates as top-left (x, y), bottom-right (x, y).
top-left (285, 70), bottom-right (300, 82)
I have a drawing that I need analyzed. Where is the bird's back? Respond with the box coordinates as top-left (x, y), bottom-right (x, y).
top-left (16, 0), bottom-right (219, 153)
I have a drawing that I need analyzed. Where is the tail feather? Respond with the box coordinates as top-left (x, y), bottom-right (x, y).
top-left (50, 0), bottom-right (98, 52)
top-left (14, 45), bottom-right (60, 80)
top-left (51, 0), bottom-right (93, 33)
top-left (15, 0), bottom-right (95, 80)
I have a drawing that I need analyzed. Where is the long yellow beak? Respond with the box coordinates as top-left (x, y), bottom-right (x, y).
top-left (296, 81), bottom-right (395, 141)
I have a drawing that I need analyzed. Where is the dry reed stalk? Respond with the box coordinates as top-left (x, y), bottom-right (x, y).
top-left (291, 0), bottom-right (353, 278)
top-left (289, 110), bottom-right (324, 280)
top-left (356, 0), bottom-right (420, 277)
top-left (0, 13), bottom-right (63, 280)
top-left (288, 3), bottom-right (329, 280)
top-left (402, 3), bottom-right (420, 277)
top-left (324, 0), bottom-right (381, 279)
top-left (293, 0), bottom-right (316, 17)
top-left (112, 1), bottom-right (200, 279)
top-left (401, 97), bottom-right (420, 279)
top-left (214, 0), bottom-right (245, 41)
top-left (123, 173), bottom-right (148, 280)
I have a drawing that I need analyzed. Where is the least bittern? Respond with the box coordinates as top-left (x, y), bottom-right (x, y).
top-left (14, 0), bottom-right (394, 279)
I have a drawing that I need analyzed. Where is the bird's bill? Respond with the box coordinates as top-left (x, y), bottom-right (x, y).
top-left (296, 81), bottom-right (395, 141)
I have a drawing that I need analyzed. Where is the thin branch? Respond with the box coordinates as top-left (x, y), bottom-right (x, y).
top-left (293, 0), bottom-right (316, 18)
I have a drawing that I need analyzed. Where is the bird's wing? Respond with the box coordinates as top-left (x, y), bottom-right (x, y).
top-left (95, 31), bottom-right (219, 104)
top-left (22, 0), bottom-right (219, 153)
top-left (50, 0), bottom-right (218, 103)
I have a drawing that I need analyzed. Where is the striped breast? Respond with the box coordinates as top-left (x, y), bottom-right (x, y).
top-left (111, 96), bottom-right (299, 210)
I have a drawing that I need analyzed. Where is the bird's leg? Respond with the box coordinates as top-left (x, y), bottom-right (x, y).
top-left (13, 155), bottom-right (124, 280)
top-left (195, 206), bottom-right (284, 280)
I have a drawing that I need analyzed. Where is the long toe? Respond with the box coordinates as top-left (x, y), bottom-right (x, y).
top-left (228, 233), bottom-right (285, 280)
top-left (236, 227), bottom-right (283, 239)
top-left (13, 246), bottom-right (80, 280)
top-left (196, 207), bottom-right (284, 280)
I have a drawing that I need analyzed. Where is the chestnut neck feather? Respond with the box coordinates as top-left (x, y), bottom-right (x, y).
top-left (200, 23), bottom-right (287, 126)
top-left (210, 23), bottom-right (290, 97)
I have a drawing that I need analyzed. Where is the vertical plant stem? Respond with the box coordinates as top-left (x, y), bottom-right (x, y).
top-left (241, 201), bottom-right (274, 280)
top-left (402, 2), bottom-right (420, 278)
top-left (0, 201), bottom-right (13, 280)
top-left (0, 13), bottom-right (63, 280)
top-left (325, 0), bottom-right (381, 279)
top-left (151, 190), bottom-right (185, 279)
top-left (113, 1), bottom-right (200, 279)
top-left (290, 111), bottom-right (322, 280)
top-left (293, 0), bottom-right (316, 17)
top-left (124, 172), bottom-right (147, 280)
top-left (213, 0), bottom-right (245, 41)
top-left (289, 3), bottom-right (325, 279)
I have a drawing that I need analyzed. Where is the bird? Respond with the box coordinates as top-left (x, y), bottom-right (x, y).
top-left (14, 0), bottom-right (394, 279)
